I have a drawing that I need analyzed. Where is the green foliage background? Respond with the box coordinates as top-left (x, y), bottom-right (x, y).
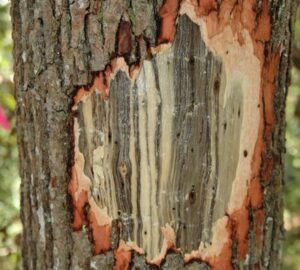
top-left (0, 1), bottom-right (21, 269)
top-left (0, 2), bottom-right (299, 269)
top-left (282, 10), bottom-right (300, 269)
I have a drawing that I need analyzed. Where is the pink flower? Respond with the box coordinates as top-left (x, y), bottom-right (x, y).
top-left (0, 105), bottom-right (9, 130)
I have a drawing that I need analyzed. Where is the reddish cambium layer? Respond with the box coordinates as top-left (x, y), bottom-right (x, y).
top-left (88, 209), bottom-right (112, 254)
top-left (114, 240), bottom-right (133, 270)
top-left (73, 65), bottom-right (113, 104)
top-left (248, 177), bottom-right (263, 209)
top-left (230, 208), bottom-right (250, 260)
top-left (193, 208), bottom-right (249, 270)
top-left (208, 242), bottom-right (232, 270)
top-left (113, 224), bottom-right (176, 268)
top-left (247, 47), bottom-right (280, 249)
top-left (73, 58), bottom-right (140, 107)
top-left (150, 224), bottom-right (177, 266)
top-left (159, 0), bottom-right (180, 43)
top-left (205, 222), bottom-right (233, 269)
top-left (68, 165), bottom-right (88, 230)
top-left (69, 168), bottom-right (112, 254)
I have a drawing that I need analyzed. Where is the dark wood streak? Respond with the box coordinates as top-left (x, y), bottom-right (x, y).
top-left (152, 59), bottom-right (163, 213)
top-left (208, 63), bottom-right (222, 242)
top-left (132, 83), bottom-right (143, 245)
top-left (75, 15), bottom-right (224, 256)
top-left (92, 95), bottom-right (107, 205)
top-left (110, 72), bottom-right (132, 215)
top-left (171, 16), bottom-right (221, 252)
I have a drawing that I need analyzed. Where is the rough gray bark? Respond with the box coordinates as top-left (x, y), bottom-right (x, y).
top-left (11, 0), bottom-right (295, 269)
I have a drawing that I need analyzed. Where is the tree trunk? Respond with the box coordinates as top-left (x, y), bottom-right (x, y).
top-left (12, 0), bottom-right (295, 269)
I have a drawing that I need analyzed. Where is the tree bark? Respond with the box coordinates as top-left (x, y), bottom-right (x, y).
top-left (12, 0), bottom-right (295, 269)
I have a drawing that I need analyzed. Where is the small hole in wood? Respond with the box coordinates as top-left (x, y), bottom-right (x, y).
top-left (214, 79), bottom-right (220, 94)
top-left (189, 56), bottom-right (195, 64)
top-left (38, 18), bottom-right (44, 27)
top-left (224, 122), bottom-right (227, 131)
top-left (243, 150), bottom-right (248, 157)
top-left (238, 108), bottom-right (241, 117)
top-left (189, 192), bottom-right (196, 204)
top-left (176, 132), bottom-right (180, 138)
top-left (189, 185), bottom-right (196, 204)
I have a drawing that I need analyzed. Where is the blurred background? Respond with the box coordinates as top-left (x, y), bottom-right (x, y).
top-left (0, 1), bottom-right (299, 269)
top-left (0, 0), bottom-right (21, 269)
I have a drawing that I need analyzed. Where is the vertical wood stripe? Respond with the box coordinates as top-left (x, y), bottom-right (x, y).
top-left (73, 16), bottom-right (240, 260)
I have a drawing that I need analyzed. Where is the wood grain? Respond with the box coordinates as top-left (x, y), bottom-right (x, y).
top-left (72, 15), bottom-right (247, 260)
top-left (12, 0), bottom-right (294, 268)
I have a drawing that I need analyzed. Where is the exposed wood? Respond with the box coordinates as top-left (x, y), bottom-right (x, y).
top-left (72, 17), bottom-right (223, 263)
top-left (11, 0), bottom-right (295, 269)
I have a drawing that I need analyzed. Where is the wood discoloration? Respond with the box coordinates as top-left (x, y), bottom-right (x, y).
top-left (70, 1), bottom-right (293, 268)
top-left (67, 0), bottom-right (295, 267)
top-left (72, 16), bottom-right (225, 263)
top-left (12, 0), bottom-right (294, 269)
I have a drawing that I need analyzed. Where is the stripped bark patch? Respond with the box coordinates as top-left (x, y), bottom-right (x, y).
top-left (68, 0), bottom-right (283, 269)
top-left (180, 0), bottom-right (281, 268)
